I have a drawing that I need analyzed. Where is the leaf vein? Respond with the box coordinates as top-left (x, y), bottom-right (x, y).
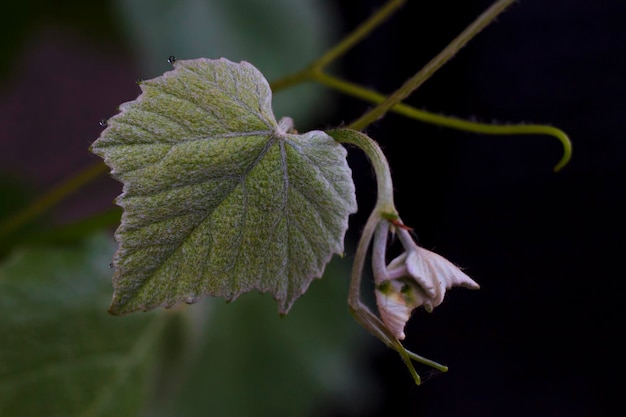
top-left (144, 83), bottom-right (233, 131)
top-left (181, 64), bottom-right (274, 129)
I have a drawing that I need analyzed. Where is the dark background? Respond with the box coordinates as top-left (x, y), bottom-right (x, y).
top-left (1, 1), bottom-right (624, 416)
top-left (335, 1), bottom-right (625, 416)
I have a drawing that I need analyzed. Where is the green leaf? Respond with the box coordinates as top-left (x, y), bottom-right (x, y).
top-left (0, 234), bottom-right (169, 417)
top-left (91, 58), bottom-right (357, 316)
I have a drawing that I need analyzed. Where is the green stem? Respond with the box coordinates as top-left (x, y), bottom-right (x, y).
top-left (269, 69), bottom-right (311, 93)
top-left (310, 0), bottom-right (406, 71)
top-left (327, 129), bottom-right (396, 212)
top-left (0, 161), bottom-right (109, 240)
top-left (315, 72), bottom-right (571, 171)
top-left (405, 350), bottom-right (449, 373)
top-left (269, 0), bottom-right (406, 90)
top-left (5, 207), bottom-right (122, 248)
top-left (332, 129), bottom-right (449, 383)
top-left (347, 210), bottom-right (379, 306)
top-left (327, 128), bottom-right (398, 302)
top-left (345, 215), bottom-right (425, 386)
top-left (349, 0), bottom-right (517, 131)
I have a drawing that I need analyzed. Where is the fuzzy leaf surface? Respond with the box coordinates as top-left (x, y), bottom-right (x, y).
top-left (91, 58), bottom-right (357, 315)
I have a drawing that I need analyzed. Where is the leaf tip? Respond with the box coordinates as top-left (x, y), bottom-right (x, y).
top-left (107, 291), bottom-right (136, 316)
top-left (107, 304), bottom-right (123, 316)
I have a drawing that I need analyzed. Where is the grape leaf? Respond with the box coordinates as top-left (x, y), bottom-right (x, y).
top-left (0, 234), bottom-right (169, 417)
top-left (90, 57), bottom-right (357, 316)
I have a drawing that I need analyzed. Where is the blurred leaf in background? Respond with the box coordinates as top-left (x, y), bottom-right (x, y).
top-left (113, 0), bottom-right (341, 126)
top-left (0, 234), bottom-right (177, 416)
top-left (0, 233), bottom-right (380, 416)
top-left (153, 255), bottom-right (380, 417)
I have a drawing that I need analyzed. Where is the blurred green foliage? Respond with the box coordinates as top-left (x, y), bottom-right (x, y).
top-left (0, 233), bottom-right (378, 416)
top-left (114, 0), bottom-right (340, 125)
top-left (0, 234), bottom-right (169, 416)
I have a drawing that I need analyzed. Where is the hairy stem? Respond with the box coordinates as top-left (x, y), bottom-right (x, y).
top-left (328, 128), bottom-right (398, 303)
top-left (327, 129), bottom-right (395, 211)
top-left (349, 0), bottom-right (517, 130)
top-left (269, 68), bottom-right (311, 93)
top-left (347, 210), bottom-right (379, 306)
top-left (331, 130), bottom-right (450, 384)
top-left (315, 72), bottom-right (571, 171)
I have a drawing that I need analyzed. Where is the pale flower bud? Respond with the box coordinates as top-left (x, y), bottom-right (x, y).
top-left (374, 227), bottom-right (479, 340)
